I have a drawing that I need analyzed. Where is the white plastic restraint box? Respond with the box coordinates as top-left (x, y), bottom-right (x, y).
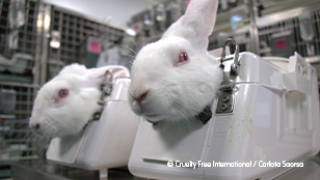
top-left (46, 78), bottom-right (140, 175)
top-left (128, 51), bottom-right (320, 180)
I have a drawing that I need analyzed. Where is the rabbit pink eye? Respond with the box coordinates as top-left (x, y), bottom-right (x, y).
top-left (58, 89), bottom-right (69, 98)
top-left (177, 52), bottom-right (189, 65)
top-left (180, 53), bottom-right (188, 61)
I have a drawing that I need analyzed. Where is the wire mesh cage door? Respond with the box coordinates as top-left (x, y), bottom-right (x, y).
top-left (0, 1), bottom-right (52, 172)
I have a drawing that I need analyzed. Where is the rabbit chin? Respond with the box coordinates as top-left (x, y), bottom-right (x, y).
top-left (143, 109), bottom-right (203, 124)
top-left (30, 122), bottom-right (79, 138)
top-left (32, 126), bottom-right (78, 138)
top-left (130, 101), bottom-right (206, 123)
top-left (29, 113), bottom-right (88, 138)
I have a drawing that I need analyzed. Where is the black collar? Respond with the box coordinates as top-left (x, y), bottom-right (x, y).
top-left (146, 106), bottom-right (212, 125)
top-left (195, 106), bottom-right (212, 125)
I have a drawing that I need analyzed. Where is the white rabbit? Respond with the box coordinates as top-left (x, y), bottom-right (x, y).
top-left (29, 63), bottom-right (130, 137)
top-left (128, 0), bottom-right (223, 123)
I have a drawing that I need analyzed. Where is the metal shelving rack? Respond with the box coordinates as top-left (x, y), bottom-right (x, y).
top-left (211, 0), bottom-right (320, 59)
top-left (0, 0), bottom-right (38, 58)
top-left (0, 1), bottom-right (42, 173)
top-left (255, 1), bottom-right (320, 83)
top-left (48, 6), bottom-right (125, 65)
top-left (0, 0), bottom-right (126, 176)
top-left (129, 0), bottom-right (190, 47)
top-left (129, 0), bottom-right (320, 82)
top-left (257, 3), bottom-right (320, 59)
top-left (128, 0), bottom-right (252, 51)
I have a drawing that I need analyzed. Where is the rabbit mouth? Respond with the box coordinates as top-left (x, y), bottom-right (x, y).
top-left (144, 114), bottom-right (163, 122)
top-left (30, 124), bottom-right (56, 138)
top-left (145, 119), bottom-right (162, 125)
top-left (145, 113), bottom-right (159, 118)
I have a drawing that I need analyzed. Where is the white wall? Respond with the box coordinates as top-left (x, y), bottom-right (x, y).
top-left (43, 0), bottom-right (155, 28)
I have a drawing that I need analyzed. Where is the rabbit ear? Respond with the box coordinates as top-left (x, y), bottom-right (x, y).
top-left (86, 65), bottom-right (130, 86)
top-left (163, 0), bottom-right (218, 51)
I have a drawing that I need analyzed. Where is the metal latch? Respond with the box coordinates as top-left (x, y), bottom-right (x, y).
top-left (99, 70), bottom-right (113, 105)
top-left (216, 82), bottom-right (237, 114)
top-left (220, 38), bottom-right (241, 77)
top-left (216, 38), bottom-right (240, 114)
top-left (216, 91), bottom-right (235, 114)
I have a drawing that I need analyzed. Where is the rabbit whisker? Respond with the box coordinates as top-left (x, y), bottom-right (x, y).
top-left (128, 36), bottom-right (140, 53)
top-left (120, 45), bottom-right (137, 55)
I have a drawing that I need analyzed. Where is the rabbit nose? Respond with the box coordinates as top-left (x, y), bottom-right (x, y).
top-left (131, 90), bottom-right (149, 103)
top-left (31, 123), bottom-right (40, 130)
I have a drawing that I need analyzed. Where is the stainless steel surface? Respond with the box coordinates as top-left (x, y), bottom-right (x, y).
top-left (257, 3), bottom-right (320, 27)
top-left (216, 92), bottom-right (235, 114)
top-left (39, 4), bottom-right (51, 85)
top-left (306, 55), bottom-right (320, 63)
top-left (220, 38), bottom-right (240, 76)
top-left (10, 157), bottom-right (320, 180)
top-left (33, 1), bottom-right (42, 86)
top-left (258, 0), bottom-right (320, 17)
top-left (10, 160), bottom-right (145, 180)
top-left (248, 0), bottom-right (259, 54)
top-left (208, 25), bottom-right (251, 52)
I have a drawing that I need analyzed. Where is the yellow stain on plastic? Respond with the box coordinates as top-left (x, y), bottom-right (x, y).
top-left (227, 106), bottom-right (252, 149)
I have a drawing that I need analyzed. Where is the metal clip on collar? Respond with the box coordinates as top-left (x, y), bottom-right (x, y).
top-left (220, 38), bottom-right (240, 77)
top-left (93, 70), bottom-right (114, 120)
top-left (99, 70), bottom-right (113, 105)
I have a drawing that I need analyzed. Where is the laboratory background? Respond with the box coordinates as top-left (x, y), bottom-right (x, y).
top-left (0, 0), bottom-right (320, 180)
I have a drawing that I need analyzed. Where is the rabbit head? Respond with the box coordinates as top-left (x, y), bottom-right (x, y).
top-left (128, 0), bottom-right (223, 123)
top-left (29, 64), bottom-right (129, 137)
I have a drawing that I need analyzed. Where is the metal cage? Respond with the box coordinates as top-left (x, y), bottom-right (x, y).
top-left (0, 0), bottom-right (38, 58)
top-left (0, 1), bottom-right (42, 171)
top-left (48, 6), bottom-right (125, 65)
top-left (0, 0), bottom-right (126, 174)
top-left (257, 4), bottom-right (320, 59)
